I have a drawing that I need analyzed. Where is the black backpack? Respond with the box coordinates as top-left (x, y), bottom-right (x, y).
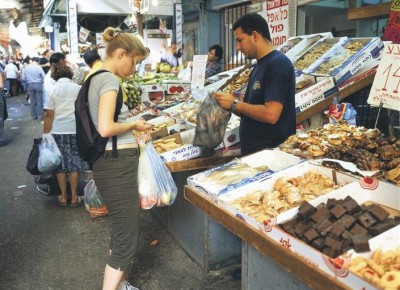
top-left (74, 69), bottom-right (123, 162)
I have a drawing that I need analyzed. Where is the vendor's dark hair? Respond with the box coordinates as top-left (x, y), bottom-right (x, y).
top-left (51, 63), bottom-right (73, 81)
top-left (233, 13), bottom-right (271, 41)
top-left (209, 45), bottom-right (223, 60)
top-left (83, 48), bottom-right (101, 67)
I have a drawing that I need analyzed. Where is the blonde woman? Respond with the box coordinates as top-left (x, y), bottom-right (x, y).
top-left (88, 27), bottom-right (151, 290)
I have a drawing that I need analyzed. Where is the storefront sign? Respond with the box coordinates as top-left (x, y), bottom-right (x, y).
top-left (249, 3), bottom-right (262, 13)
top-left (383, 0), bottom-right (400, 44)
top-left (191, 55), bottom-right (208, 90)
top-left (174, 3), bottom-right (183, 47)
top-left (67, 0), bottom-right (79, 54)
top-left (367, 44), bottom-right (400, 111)
top-left (266, 0), bottom-right (289, 47)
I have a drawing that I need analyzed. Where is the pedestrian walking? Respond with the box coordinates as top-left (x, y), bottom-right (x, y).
top-left (0, 74), bottom-right (6, 146)
top-left (4, 59), bottom-right (19, 96)
top-left (22, 57), bottom-right (45, 120)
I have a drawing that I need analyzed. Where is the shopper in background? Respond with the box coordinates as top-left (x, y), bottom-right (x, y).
top-left (160, 42), bottom-right (179, 67)
top-left (214, 13), bottom-right (296, 156)
top-left (88, 27), bottom-right (151, 290)
top-left (22, 57), bottom-right (45, 120)
top-left (39, 49), bottom-right (52, 74)
top-left (43, 63), bottom-right (89, 206)
top-left (205, 44), bottom-right (224, 78)
top-left (43, 52), bottom-right (66, 103)
top-left (83, 48), bottom-right (103, 81)
top-left (4, 59), bottom-right (19, 96)
top-left (0, 74), bottom-right (5, 146)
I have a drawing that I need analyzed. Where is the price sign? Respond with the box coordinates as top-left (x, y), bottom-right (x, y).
top-left (191, 55), bottom-right (208, 90)
top-left (367, 44), bottom-right (400, 111)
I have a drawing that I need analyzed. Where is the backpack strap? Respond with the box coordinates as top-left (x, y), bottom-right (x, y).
top-left (86, 69), bottom-right (123, 158)
top-left (112, 87), bottom-right (123, 158)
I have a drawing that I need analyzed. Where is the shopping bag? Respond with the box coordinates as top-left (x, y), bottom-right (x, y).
top-left (38, 136), bottom-right (62, 173)
top-left (145, 142), bottom-right (178, 206)
top-left (193, 93), bottom-right (231, 157)
top-left (26, 137), bottom-right (42, 175)
top-left (138, 141), bottom-right (158, 209)
top-left (84, 179), bottom-right (108, 218)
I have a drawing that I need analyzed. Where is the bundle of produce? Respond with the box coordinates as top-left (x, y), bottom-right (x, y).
top-left (122, 79), bottom-right (142, 110)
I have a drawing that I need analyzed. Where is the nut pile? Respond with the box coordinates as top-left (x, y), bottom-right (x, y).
top-left (294, 42), bottom-right (335, 71)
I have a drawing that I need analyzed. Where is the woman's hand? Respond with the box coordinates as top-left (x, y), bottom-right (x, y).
top-left (133, 119), bottom-right (152, 132)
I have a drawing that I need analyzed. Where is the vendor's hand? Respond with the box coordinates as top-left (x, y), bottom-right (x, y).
top-left (133, 119), bottom-right (152, 132)
top-left (214, 92), bottom-right (234, 110)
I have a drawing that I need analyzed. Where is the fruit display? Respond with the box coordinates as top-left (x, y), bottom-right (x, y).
top-left (122, 78), bottom-right (142, 110)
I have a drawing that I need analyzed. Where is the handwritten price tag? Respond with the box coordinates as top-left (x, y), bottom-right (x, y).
top-left (191, 55), bottom-right (208, 90)
top-left (367, 44), bottom-right (400, 111)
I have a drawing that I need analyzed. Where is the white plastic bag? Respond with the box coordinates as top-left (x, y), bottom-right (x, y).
top-left (38, 136), bottom-right (62, 173)
top-left (145, 142), bottom-right (178, 206)
top-left (138, 141), bottom-right (158, 209)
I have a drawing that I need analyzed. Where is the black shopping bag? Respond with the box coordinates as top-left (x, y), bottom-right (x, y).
top-left (26, 138), bottom-right (42, 175)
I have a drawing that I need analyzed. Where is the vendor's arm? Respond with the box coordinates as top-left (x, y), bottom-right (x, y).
top-left (98, 90), bottom-right (151, 138)
top-left (214, 92), bottom-right (283, 124)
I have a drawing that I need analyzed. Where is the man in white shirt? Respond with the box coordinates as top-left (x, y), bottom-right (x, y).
top-left (4, 60), bottom-right (19, 96)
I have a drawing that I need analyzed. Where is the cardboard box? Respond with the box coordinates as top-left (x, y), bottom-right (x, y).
top-left (162, 80), bottom-right (191, 94)
top-left (295, 74), bottom-right (338, 114)
top-left (187, 150), bottom-right (302, 201)
top-left (294, 37), bottom-right (348, 75)
top-left (276, 36), bottom-right (303, 55)
top-left (285, 35), bottom-right (326, 63)
top-left (309, 37), bottom-right (384, 85)
top-left (218, 167), bottom-right (399, 289)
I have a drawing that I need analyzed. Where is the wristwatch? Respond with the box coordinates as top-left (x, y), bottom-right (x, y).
top-left (231, 98), bottom-right (240, 113)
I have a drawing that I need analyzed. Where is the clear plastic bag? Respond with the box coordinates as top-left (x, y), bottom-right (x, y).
top-left (138, 141), bottom-right (178, 209)
top-left (38, 137), bottom-right (62, 173)
top-left (138, 141), bottom-right (158, 209)
top-left (145, 142), bottom-right (178, 206)
top-left (84, 179), bottom-right (108, 218)
top-left (193, 93), bottom-right (231, 157)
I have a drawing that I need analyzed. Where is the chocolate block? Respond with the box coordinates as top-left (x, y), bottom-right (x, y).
top-left (311, 207), bottom-right (331, 223)
top-left (342, 196), bottom-right (362, 215)
top-left (312, 237), bottom-right (325, 250)
top-left (280, 218), bottom-right (297, 232)
top-left (298, 201), bottom-right (315, 218)
top-left (342, 240), bottom-right (352, 253)
top-left (322, 247), bottom-right (341, 259)
top-left (368, 204), bottom-right (390, 222)
top-left (368, 220), bottom-right (394, 235)
top-left (350, 223), bottom-right (368, 235)
top-left (325, 236), bottom-right (343, 250)
top-left (337, 214), bottom-right (356, 229)
top-left (330, 222), bottom-right (345, 238)
top-left (341, 230), bottom-right (352, 240)
top-left (326, 198), bottom-right (339, 209)
top-left (330, 204), bottom-right (347, 219)
top-left (351, 234), bottom-right (370, 253)
top-left (358, 212), bottom-right (377, 229)
top-left (294, 223), bottom-right (308, 238)
top-left (315, 220), bottom-right (333, 236)
top-left (304, 228), bottom-right (319, 242)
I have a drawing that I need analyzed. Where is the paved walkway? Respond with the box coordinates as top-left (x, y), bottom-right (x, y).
top-left (0, 94), bottom-right (241, 290)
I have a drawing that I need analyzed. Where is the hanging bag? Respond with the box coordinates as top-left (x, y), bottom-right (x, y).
top-left (38, 135), bottom-right (62, 173)
top-left (26, 137), bottom-right (42, 175)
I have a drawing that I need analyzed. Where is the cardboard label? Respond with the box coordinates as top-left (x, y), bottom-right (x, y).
top-left (367, 44), bottom-right (400, 110)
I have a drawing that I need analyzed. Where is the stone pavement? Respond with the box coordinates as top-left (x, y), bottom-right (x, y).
top-left (0, 94), bottom-right (241, 290)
